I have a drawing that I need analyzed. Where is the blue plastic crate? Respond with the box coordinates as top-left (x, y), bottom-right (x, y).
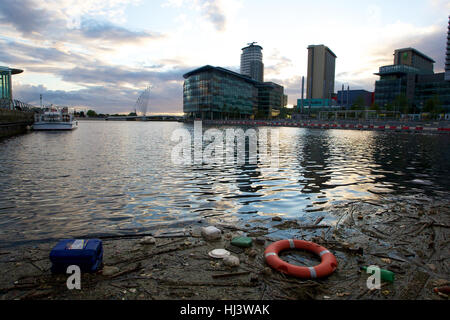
top-left (49, 239), bottom-right (103, 273)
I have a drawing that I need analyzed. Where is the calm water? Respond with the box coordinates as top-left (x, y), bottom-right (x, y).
top-left (1, 121), bottom-right (449, 248)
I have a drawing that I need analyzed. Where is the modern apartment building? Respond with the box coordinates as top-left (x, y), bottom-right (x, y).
top-left (240, 42), bottom-right (264, 82)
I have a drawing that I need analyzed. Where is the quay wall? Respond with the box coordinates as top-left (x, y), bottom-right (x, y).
top-left (0, 109), bottom-right (34, 139)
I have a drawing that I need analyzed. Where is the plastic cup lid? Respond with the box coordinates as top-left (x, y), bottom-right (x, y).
top-left (208, 249), bottom-right (231, 259)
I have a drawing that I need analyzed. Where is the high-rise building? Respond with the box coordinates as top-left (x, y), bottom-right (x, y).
top-left (240, 42), bottom-right (264, 82)
top-left (446, 15), bottom-right (450, 81)
top-left (306, 45), bottom-right (337, 101)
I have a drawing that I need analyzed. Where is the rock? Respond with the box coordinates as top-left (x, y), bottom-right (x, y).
top-left (261, 267), bottom-right (272, 276)
top-left (247, 249), bottom-right (257, 258)
top-left (224, 233), bottom-right (233, 240)
top-left (102, 266), bottom-right (120, 276)
top-left (272, 216), bottom-right (282, 222)
top-left (139, 236), bottom-right (156, 245)
top-left (223, 255), bottom-right (240, 267)
top-left (201, 226), bottom-right (222, 241)
top-left (427, 264), bottom-right (437, 272)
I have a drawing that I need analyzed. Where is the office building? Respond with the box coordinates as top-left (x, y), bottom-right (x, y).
top-left (374, 47), bottom-right (450, 112)
top-left (306, 45), bottom-right (337, 101)
top-left (183, 65), bottom-right (286, 120)
top-left (240, 42), bottom-right (264, 82)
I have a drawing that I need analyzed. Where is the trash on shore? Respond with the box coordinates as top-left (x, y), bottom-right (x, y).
top-left (361, 266), bottom-right (395, 283)
top-left (201, 226), bottom-right (222, 241)
top-left (231, 236), bottom-right (253, 248)
top-left (49, 239), bottom-right (103, 273)
top-left (208, 249), bottom-right (230, 259)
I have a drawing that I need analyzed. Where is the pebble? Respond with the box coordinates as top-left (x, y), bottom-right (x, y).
top-left (139, 236), bottom-right (156, 245)
top-left (247, 249), bottom-right (258, 258)
top-left (223, 255), bottom-right (240, 267)
top-left (102, 266), bottom-right (120, 276)
top-left (262, 267), bottom-right (272, 276)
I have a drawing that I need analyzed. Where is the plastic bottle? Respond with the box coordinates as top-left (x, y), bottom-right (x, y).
top-left (361, 266), bottom-right (395, 283)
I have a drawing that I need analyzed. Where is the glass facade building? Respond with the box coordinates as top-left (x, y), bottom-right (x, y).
top-left (183, 65), bottom-right (286, 120)
top-left (0, 66), bottom-right (23, 109)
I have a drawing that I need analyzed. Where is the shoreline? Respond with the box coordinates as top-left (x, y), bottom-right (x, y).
top-left (1, 195), bottom-right (448, 300)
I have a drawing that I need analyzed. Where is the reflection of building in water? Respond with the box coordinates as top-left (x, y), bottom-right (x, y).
top-left (298, 134), bottom-right (332, 194)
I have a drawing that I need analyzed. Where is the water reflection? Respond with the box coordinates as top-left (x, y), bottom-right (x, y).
top-left (0, 121), bottom-right (449, 247)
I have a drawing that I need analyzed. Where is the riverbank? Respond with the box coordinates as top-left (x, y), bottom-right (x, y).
top-left (200, 119), bottom-right (450, 134)
top-left (0, 109), bottom-right (34, 138)
top-left (1, 195), bottom-right (448, 300)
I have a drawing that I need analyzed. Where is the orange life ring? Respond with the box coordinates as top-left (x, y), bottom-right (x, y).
top-left (264, 239), bottom-right (338, 279)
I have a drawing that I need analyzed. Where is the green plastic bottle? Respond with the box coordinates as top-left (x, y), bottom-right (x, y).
top-left (361, 266), bottom-right (395, 283)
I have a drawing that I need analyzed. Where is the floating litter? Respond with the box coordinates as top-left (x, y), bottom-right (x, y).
top-left (208, 249), bottom-right (231, 259)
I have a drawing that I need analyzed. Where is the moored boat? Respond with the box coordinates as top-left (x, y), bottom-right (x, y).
top-left (32, 106), bottom-right (78, 131)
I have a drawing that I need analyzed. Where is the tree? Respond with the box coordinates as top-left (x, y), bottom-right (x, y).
top-left (351, 95), bottom-right (365, 110)
top-left (87, 110), bottom-right (97, 117)
top-left (393, 94), bottom-right (409, 114)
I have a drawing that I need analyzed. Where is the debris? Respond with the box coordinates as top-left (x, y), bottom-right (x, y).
top-left (223, 255), bottom-right (240, 267)
top-left (208, 249), bottom-right (230, 259)
top-left (361, 266), bottom-right (395, 283)
top-left (231, 237), bottom-right (253, 248)
top-left (336, 292), bottom-right (350, 297)
top-left (212, 271), bottom-right (250, 279)
top-left (201, 226), bottom-right (222, 241)
top-left (381, 258), bottom-right (392, 264)
top-left (433, 286), bottom-right (450, 294)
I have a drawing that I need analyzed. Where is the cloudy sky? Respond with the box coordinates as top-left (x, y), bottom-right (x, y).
top-left (1, 0), bottom-right (448, 114)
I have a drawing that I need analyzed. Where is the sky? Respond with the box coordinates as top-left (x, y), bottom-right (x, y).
top-left (0, 0), bottom-right (449, 115)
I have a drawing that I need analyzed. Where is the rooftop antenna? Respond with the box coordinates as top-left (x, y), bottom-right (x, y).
top-left (248, 42), bottom-right (257, 46)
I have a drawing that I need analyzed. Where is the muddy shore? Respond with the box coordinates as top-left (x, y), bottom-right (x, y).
top-left (0, 195), bottom-right (448, 300)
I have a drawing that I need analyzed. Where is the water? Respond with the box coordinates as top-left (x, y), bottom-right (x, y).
top-left (0, 121), bottom-right (449, 248)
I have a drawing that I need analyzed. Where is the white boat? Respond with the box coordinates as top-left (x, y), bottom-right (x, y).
top-left (32, 107), bottom-right (78, 131)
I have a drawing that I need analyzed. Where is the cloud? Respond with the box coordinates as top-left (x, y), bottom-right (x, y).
top-left (164, 0), bottom-right (227, 31)
top-left (200, 0), bottom-right (226, 31)
top-left (0, 0), bottom-right (64, 36)
top-left (79, 19), bottom-right (163, 43)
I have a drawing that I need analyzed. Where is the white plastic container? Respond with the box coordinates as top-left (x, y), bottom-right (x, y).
top-left (201, 226), bottom-right (222, 241)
